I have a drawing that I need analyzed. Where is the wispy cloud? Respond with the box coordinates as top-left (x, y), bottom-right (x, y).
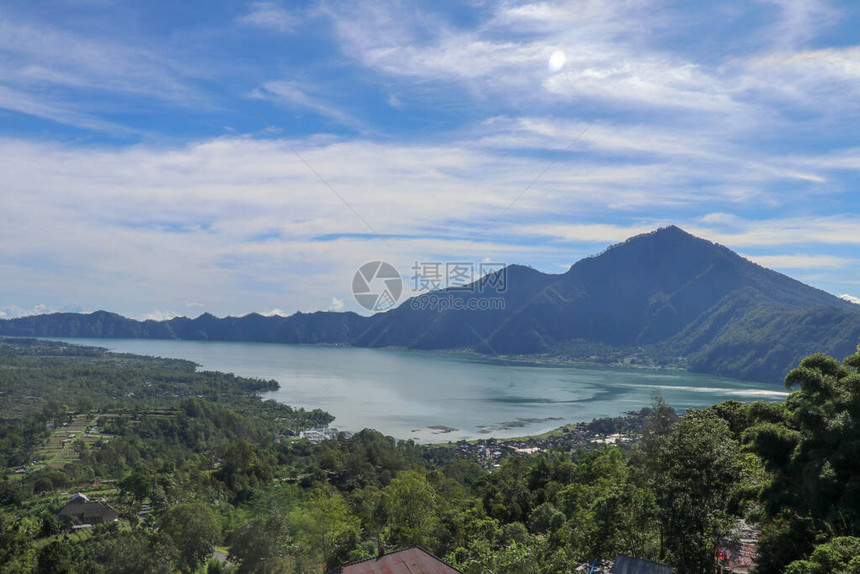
top-left (325, 0), bottom-right (742, 114)
top-left (238, 2), bottom-right (298, 33)
top-left (756, 0), bottom-right (839, 51)
top-left (743, 253), bottom-right (854, 269)
top-left (0, 15), bottom-right (198, 101)
top-left (739, 46), bottom-right (860, 112)
top-left (0, 85), bottom-right (131, 133)
top-left (251, 81), bottom-right (365, 130)
top-left (0, 10), bottom-right (203, 132)
top-left (689, 216), bottom-right (860, 247)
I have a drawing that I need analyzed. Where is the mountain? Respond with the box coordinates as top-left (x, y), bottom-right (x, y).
top-left (2, 226), bottom-right (859, 383)
top-left (0, 310), bottom-right (368, 345)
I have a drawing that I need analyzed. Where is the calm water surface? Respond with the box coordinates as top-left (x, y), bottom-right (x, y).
top-left (55, 338), bottom-right (788, 443)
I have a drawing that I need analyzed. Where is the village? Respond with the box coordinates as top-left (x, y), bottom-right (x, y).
top-left (445, 422), bottom-right (634, 469)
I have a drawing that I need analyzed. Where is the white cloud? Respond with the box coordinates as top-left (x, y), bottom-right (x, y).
top-left (238, 2), bottom-right (298, 33)
top-left (0, 15), bottom-right (199, 104)
top-left (515, 223), bottom-right (661, 244)
top-left (0, 129), bottom-right (856, 318)
top-left (251, 81), bottom-right (364, 130)
top-left (0, 11), bottom-right (206, 133)
top-left (544, 53), bottom-right (737, 112)
top-left (743, 254), bottom-right (854, 269)
top-left (792, 147), bottom-right (860, 171)
top-left (318, 0), bottom-right (860, 142)
top-left (262, 309), bottom-right (290, 317)
top-left (840, 294), bottom-right (860, 305)
top-left (755, 0), bottom-right (839, 51)
top-left (476, 116), bottom-right (729, 160)
top-left (141, 311), bottom-right (180, 321)
top-left (687, 217), bottom-right (860, 247)
top-left (325, 0), bottom-right (743, 114)
top-left (328, 297), bottom-right (345, 312)
top-left (0, 85), bottom-right (130, 133)
top-left (740, 46), bottom-right (860, 109)
top-left (0, 304), bottom-right (57, 319)
top-left (700, 213), bottom-right (742, 225)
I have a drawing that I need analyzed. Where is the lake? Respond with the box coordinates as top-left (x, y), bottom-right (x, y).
top-left (54, 338), bottom-right (788, 443)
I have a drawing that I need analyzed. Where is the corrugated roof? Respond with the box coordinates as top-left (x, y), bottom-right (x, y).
top-left (58, 499), bottom-right (119, 523)
top-left (329, 547), bottom-right (462, 574)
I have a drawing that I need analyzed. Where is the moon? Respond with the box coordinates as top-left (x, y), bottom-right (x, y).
top-left (548, 50), bottom-right (566, 73)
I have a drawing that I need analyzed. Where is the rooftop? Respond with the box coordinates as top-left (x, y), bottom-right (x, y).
top-left (328, 547), bottom-right (462, 574)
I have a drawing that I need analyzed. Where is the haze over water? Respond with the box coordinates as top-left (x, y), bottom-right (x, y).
top-left (57, 338), bottom-right (788, 443)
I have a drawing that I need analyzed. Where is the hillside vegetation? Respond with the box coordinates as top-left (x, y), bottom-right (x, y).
top-left (1, 339), bottom-right (860, 572)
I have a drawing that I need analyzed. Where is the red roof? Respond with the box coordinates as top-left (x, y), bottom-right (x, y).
top-left (330, 547), bottom-right (462, 574)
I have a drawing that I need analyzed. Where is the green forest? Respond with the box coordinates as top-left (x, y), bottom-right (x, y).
top-left (1, 338), bottom-right (860, 573)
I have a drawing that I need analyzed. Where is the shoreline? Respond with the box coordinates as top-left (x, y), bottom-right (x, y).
top-left (28, 334), bottom-right (687, 374)
top-left (29, 336), bottom-right (783, 447)
top-left (436, 347), bottom-right (687, 373)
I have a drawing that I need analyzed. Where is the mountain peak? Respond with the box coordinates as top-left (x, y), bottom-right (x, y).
top-left (87, 310), bottom-right (124, 319)
top-left (618, 225), bottom-right (703, 247)
top-left (574, 225), bottom-right (725, 271)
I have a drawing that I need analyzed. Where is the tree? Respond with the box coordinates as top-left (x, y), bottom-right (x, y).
top-left (160, 503), bottom-right (221, 573)
top-left (750, 349), bottom-right (860, 569)
top-left (36, 540), bottom-right (77, 574)
top-left (32, 477), bottom-right (54, 495)
top-left (630, 390), bottom-right (678, 483)
top-left (482, 456), bottom-right (533, 523)
top-left (656, 412), bottom-right (747, 574)
top-left (0, 476), bottom-right (23, 507)
top-left (527, 502), bottom-right (565, 535)
top-left (87, 528), bottom-right (175, 574)
top-left (784, 537), bottom-right (860, 574)
top-left (383, 470), bottom-right (439, 547)
top-left (289, 487), bottom-right (359, 570)
top-left (556, 447), bottom-right (632, 562)
top-left (589, 482), bottom-right (659, 561)
top-left (229, 514), bottom-right (292, 574)
top-left (120, 470), bottom-right (152, 502)
top-left (756, 510), bottom-right (816, 574)
top-left (642, 390), bottom-right (678, 444)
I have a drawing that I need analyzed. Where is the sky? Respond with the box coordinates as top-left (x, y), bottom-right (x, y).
top-left (1, 0), bottom-right (860, 320)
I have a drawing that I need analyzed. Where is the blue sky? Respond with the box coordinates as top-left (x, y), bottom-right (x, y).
top-left (1, 0), bottom-right (859, 319)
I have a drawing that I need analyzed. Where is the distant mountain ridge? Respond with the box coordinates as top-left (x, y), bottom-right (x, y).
top-left (3, 226), bottom-right (859, 384)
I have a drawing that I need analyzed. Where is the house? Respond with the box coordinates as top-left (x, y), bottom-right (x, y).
top-left (57, 493), bottom-right (119, 525)
top-left (299, 426), bottom-right (341, 443)
top-left (610, 555), bottom-right (673, 574)
top-left (328, 547), bottom-right (462, 574)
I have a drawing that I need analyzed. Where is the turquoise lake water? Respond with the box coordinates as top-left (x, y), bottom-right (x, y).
top-left (55, 338), bottom-right (788, 443)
